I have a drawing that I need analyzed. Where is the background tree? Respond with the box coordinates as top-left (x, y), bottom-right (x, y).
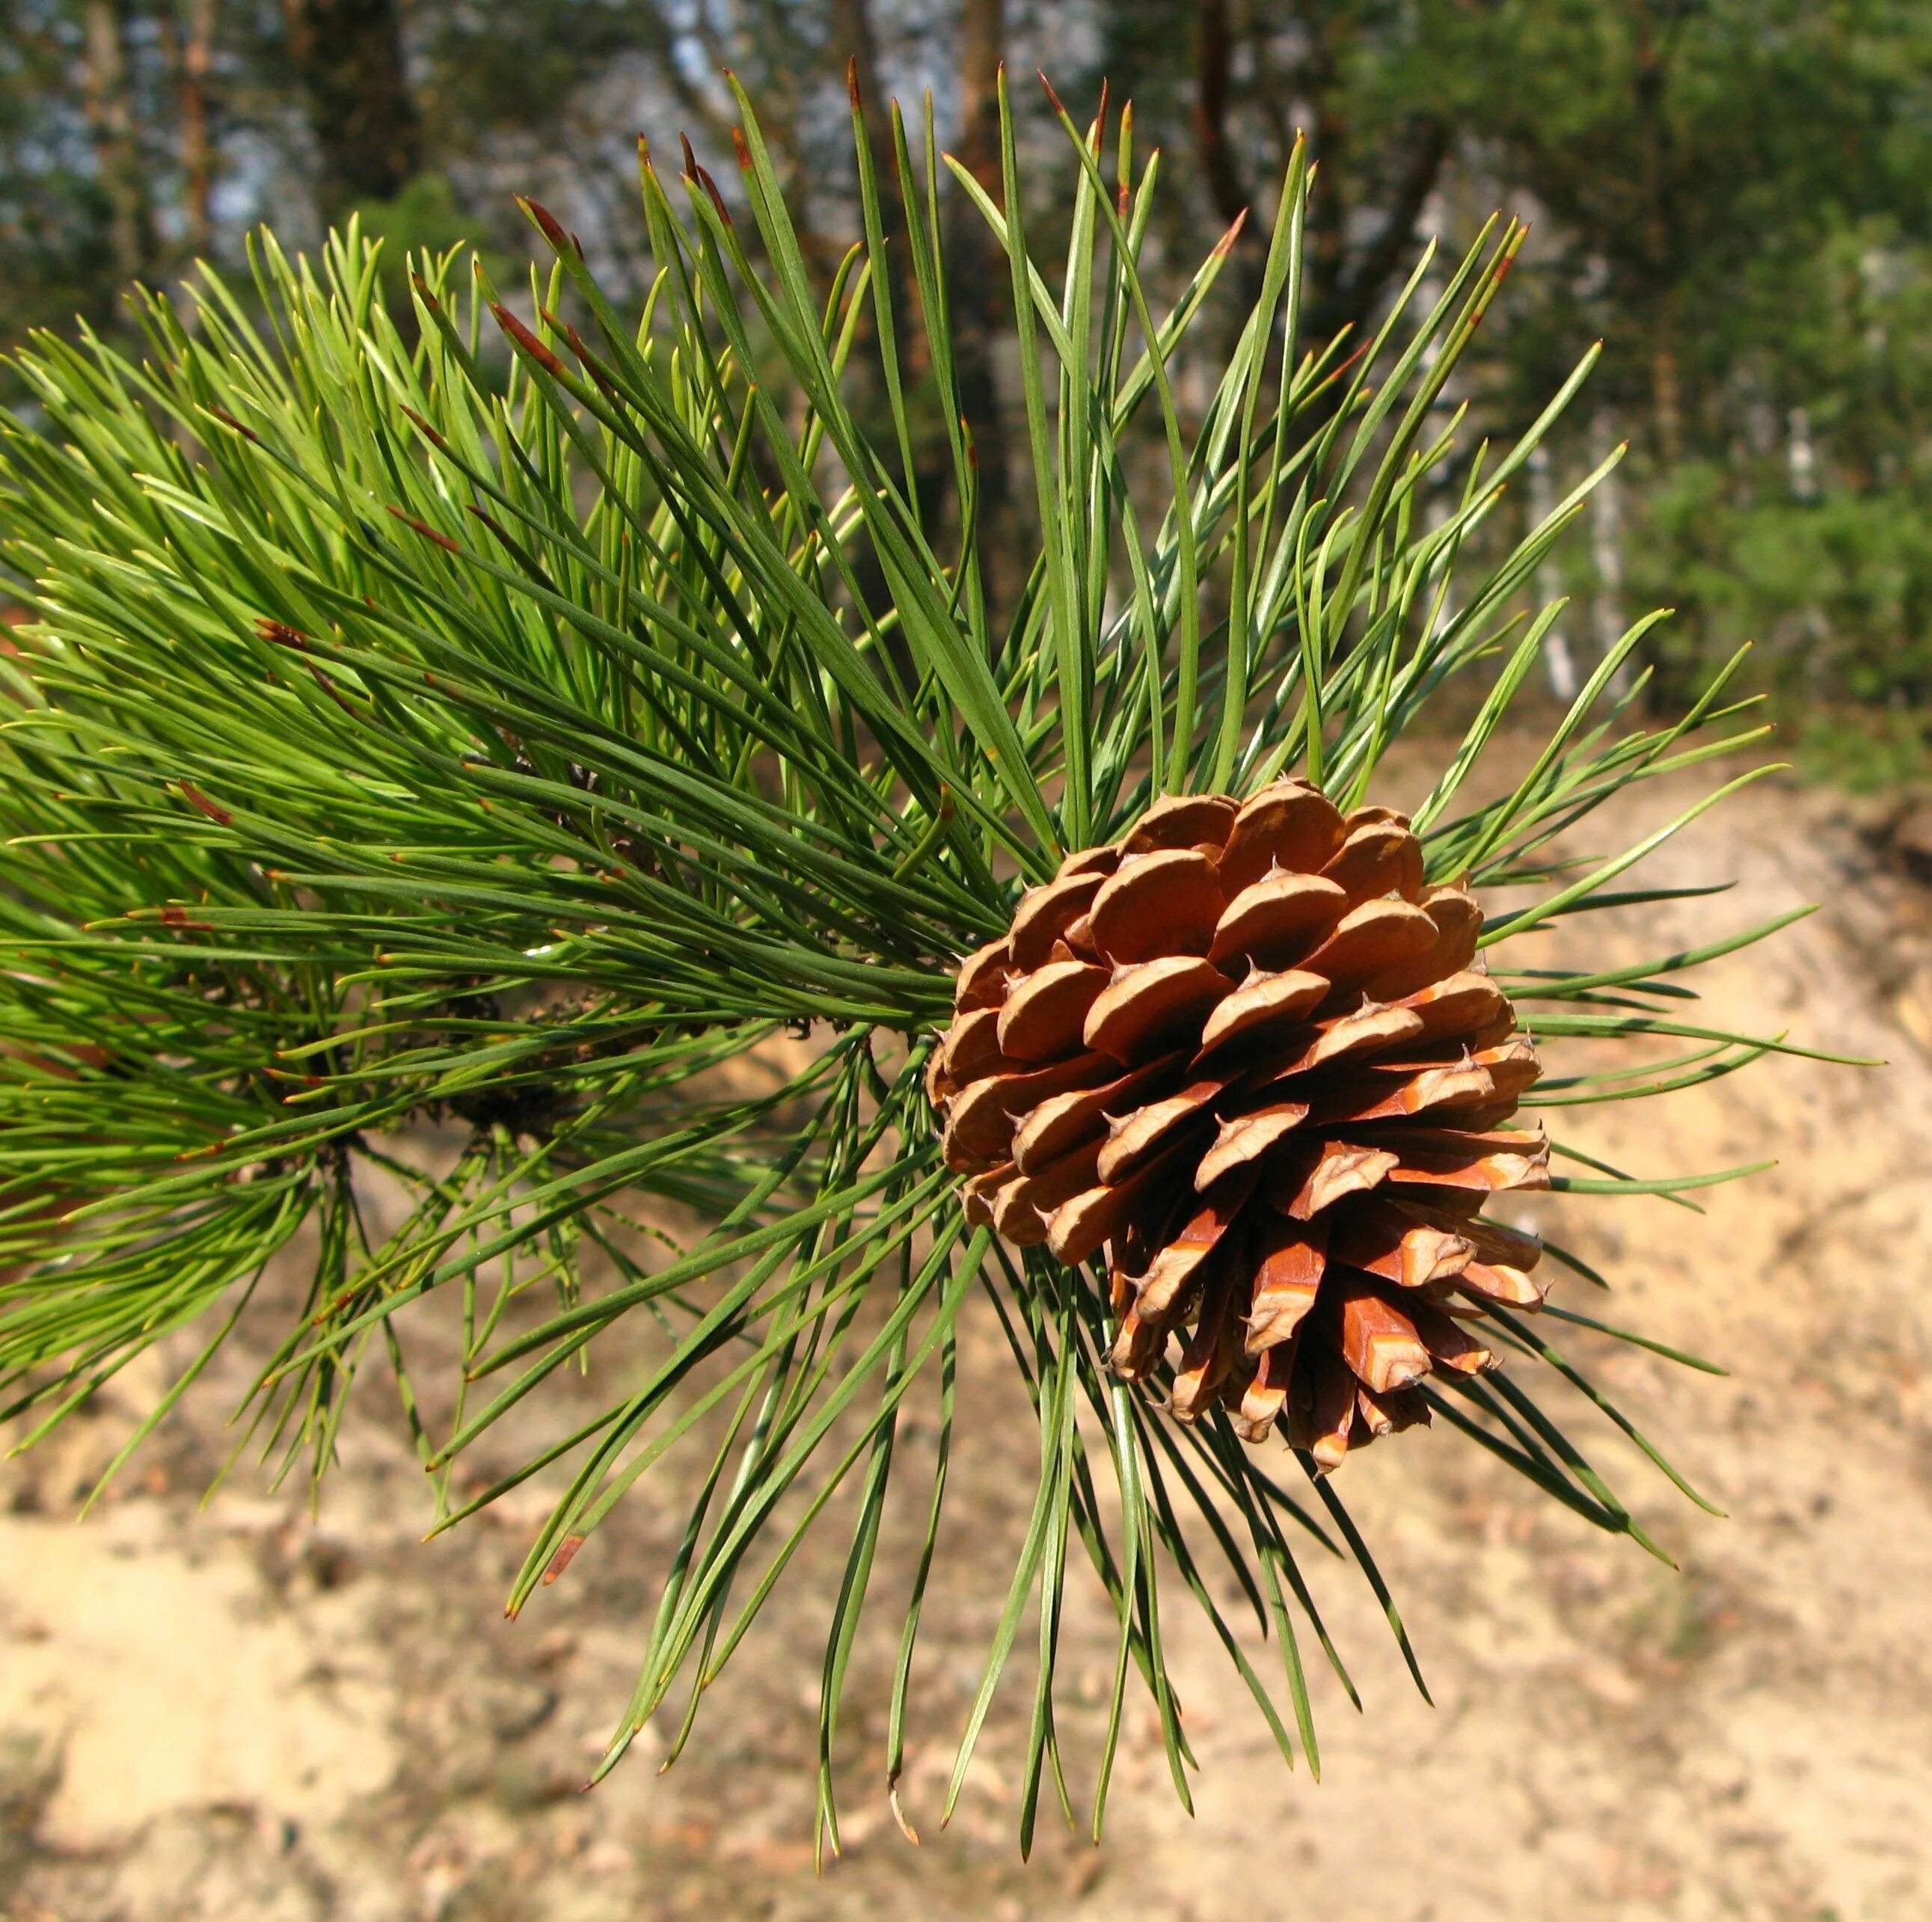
top-left (281, 0), bottom-right (421, 218)
top-left (4, 0), bottom-right (1932, 751)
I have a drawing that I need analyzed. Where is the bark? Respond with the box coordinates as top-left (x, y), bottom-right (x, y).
top-left (1195, 0), bottom-right (1248, 228)
top-left (832, 0), bottom-right (922, 367)
top-left (1589, 409), bottom-right (1631, 696)
top-left (947, 0), bottom-right (1016, 613)
top-left (1527, 443), bottom-right (1577, 701)
top-left (1219, 1), bottom-right (1449, 352)
top-left (832, 0), bottom-right (893, 204)
top-left (1651, 329), bottom-right (1683, 463)
top-left (1304, 114), bottom-right (1449, 346)
top-left (1632, 0), bottom-right (1682, 460)
top-left (1194, 0), bottom-right (1272, 314)
top-left (84, 0), bottom-right (152, 282)
top-left (1298, 4), bottom-right (1349, 325)
top-left (179, 0), bottom-right (218, 257)
top-left (632, 3), bottom-right (735, 149)
top-left (283, 0), bottom-right (423, 218)
top-left (955, 0), bottom-right (1004, 188)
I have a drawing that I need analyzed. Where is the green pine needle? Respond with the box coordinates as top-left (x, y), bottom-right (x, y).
top-left (0, 80), bottom-right (1823, 1841)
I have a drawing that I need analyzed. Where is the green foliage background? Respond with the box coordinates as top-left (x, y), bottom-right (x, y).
top-left (10, 1), bottom-right (1932, 737)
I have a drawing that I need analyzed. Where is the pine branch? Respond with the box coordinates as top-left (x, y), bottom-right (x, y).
top-left (0, 77), bottom-right (1838, 1842)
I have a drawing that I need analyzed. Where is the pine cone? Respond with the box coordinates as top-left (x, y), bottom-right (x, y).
top-left (927, 782), bottom-right (1551, 1469)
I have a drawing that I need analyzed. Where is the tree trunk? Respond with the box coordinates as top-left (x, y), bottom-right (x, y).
top-left (832, 0), bottom-right (891, 204)
top-left (1632, 2), bottom-right (1681, 461)
top-left (84, 0), bottom-right (152, 283)
top-left (1651, 326), bottom-right (1682, 462)
top-left (956, 0), bottom-right (1003, 188)
top-left (1195, 0), bottom-right (1248, 227)
top-left (1589, 410), bottom-right (1628, 689)
top-left (1194, 0), bottom-right (1272, 315)
top-left (1298, 1), bottom-right (1349, 331)
top-left (832, 0), bottom-right (922, 369)
top-left (179, 0), bottom-right (218, 258)
top-left (282, 0), bottom-right (423, 219)
top-left (948, 0), bottom-right (1016, 615)
top-left (1305, 114), bottom-right (1448, 345)
top-left (1528, 443), bottom-right (1577, 701)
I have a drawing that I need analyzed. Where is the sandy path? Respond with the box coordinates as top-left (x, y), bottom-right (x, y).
top-left (3, 770), bottom-right (1928, 1922)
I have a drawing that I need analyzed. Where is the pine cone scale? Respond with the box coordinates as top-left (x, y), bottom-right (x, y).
top-left (1194, 1102), bottom-right (1310, 1190)
top-left (1011, 1051), bottom-right (1182, 1173)
top-left (1245, 1214), bottom-right (1326, 1352)
top-left (942, 1049), bottom-right (1114, 1169)
top-left (1049, 1137), bottom-right (1203, 1268)
top-left (1089, 848), bottom-right (1224, 960)
top-left (1217, 786), bottom-right (1343, 893)
top-left (1009, 871), bottom-right (1108, 968)
top-left (1085, 956), bottom-right (1233, 1060)
top-left (996, 958), bottom-right (1110, 1061)
top-left (1209, 872), bottom-right (1347, 969)
top-left (1197, 968), bottom-right (1331, 1053)
top-left (933, 782), bottom-right (1549, 1461)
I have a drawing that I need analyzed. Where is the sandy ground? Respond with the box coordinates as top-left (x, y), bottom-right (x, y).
top-left (4, 767), bottom-right (1931, 1922)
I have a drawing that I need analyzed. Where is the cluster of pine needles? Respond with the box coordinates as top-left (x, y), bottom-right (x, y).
top-left (0, 73), bottom-right (1859, 1852)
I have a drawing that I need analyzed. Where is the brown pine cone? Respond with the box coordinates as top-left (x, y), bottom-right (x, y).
top-left (927, 781), bottom-right (1551, 1469)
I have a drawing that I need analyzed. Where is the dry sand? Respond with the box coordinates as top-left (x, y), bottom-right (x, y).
top-left (4, 769), bottom-right (1930, 1922)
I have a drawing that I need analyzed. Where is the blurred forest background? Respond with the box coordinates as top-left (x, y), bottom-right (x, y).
top-left (7, 11), bottom-right (1932, 1919)
top-left (5, 0), bottom-right (1932, 767)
